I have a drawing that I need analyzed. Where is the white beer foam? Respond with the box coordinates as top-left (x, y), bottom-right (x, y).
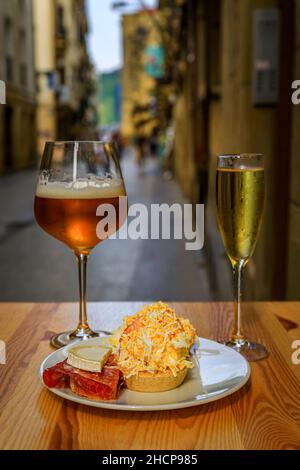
top-left (36, 178), bottom-right (126, 199)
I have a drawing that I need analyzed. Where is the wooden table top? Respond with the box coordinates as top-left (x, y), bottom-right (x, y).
top-left (0, 301), bottom-right (300, 450)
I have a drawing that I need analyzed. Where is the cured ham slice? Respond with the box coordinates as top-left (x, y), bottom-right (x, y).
top-left (43, 358), bottom-right (122, 401)
top-left (70, 367), bottom-right (121, 401)
top-left (42, 360), bottom-right (73, 388)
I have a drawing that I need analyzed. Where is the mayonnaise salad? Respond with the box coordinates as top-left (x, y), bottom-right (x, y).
top-left (110, 302), bottom-right (197, 378)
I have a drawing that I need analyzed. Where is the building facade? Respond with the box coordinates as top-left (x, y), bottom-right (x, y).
top-left (0, 0), bottom-right (36, 173)
top-left (33, 0), bottom-right (96, 157)
top-left (121, 9), bottom-right (162, 141)
top-left (33, 0), bottom-right (56, 157)
top-left (159, 0), bottom-right (300, 301)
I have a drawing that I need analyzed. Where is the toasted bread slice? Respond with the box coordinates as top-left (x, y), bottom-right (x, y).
top-left (125, 368), bottom-right (188, 392)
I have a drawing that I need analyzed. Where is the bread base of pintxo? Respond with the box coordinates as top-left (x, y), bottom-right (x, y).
top-left (125, 367), bottom-right (188, 392)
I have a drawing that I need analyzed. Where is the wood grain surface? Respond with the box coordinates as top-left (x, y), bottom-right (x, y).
top-left (0, 302), bottom-right (299, 450)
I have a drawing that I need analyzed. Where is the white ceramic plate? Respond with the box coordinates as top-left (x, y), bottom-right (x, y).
top-left (40, 337), bottom-right (250, 411)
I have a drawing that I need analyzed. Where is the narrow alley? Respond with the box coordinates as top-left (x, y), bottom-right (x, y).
top-left (0, 150), bottom-right (230, 302)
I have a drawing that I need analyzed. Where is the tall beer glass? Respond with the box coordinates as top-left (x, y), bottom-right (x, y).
top-left (216, 154), bottom-right (268, 361)
top-left (34, 142), bottom-right (127, 348)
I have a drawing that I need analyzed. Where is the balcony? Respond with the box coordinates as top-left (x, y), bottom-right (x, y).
top-left (56, 28), bottom-right (67, 55)
top-left (56, 6), bottom-right (67, 54)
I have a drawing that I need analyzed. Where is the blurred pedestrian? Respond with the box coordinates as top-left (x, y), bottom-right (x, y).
top-left (111, 128), bottom-right (124, 160)
top-left (149, 125), bottom-right (160, 159)
top-left (135, 135), bottom-right (147, 171)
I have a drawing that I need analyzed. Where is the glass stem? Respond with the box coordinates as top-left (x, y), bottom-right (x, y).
top-left (232, 260), bottom-right (245, 344)
top-left (77, 253), bottom-right (88, 331)
top-left (70, 252), bottom-right (95, 339)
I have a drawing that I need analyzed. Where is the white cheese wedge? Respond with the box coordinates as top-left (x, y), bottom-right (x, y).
top-left (67, 344), bottom-right (112, 372)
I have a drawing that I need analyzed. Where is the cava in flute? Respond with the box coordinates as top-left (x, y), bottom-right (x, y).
top-left (216, 167), bottom-right (264, 265)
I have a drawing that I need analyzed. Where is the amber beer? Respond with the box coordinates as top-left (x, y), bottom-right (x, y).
top-left (34, 180), bottom-right (126, 253)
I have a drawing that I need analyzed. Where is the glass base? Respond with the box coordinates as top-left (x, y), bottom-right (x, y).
top-left (50, 329), bottom-right (110, 349)
top-left (225, 338), bottom-right (269, 362)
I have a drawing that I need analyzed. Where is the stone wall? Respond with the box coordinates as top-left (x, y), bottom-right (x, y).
top-left (172, 0), bottom-right (300, 300)
top-left (0, 0), bottom-right (36, 173)
top-left (213, 0), bottom-right (279, 300)
top-left (287, 0), bottom-right (300, 298)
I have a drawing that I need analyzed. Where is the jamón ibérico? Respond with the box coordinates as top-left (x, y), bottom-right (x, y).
top-left (43, 356), bottom-right (122, 401)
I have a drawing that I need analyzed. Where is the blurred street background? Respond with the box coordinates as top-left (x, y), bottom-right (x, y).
top-left (0, 0), bottom-right (299, 301)
top-left (0, 148), bottom-right (230, 301)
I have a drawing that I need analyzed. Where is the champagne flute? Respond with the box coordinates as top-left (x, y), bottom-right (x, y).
top-left (34, 141), bottom-right (127, 348)
top-left (216, 154), bottom-right (268, 361)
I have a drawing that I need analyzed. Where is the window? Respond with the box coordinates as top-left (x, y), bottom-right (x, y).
top-left (20, 63), bottom-right (27, 87)
top-left (19, 29), bottom-right (26, 58)
top-left (18, 0), bottom-right (26, 13)
top-left (19, 29), bottom-right (27, 87)
top-left (4, 17), bottom-right (13, 82)
top-left (58, 65), bottom-right (65, 85)
top-left (4, 17), bottom-right (13, 53)
top-left (57, 5), bottom-right (66, 37)
top-left (5, 56), bottom-right (13, 83)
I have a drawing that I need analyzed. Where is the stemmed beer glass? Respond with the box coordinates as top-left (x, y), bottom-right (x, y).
top-left (34, 141), bottom-right (127, 348)
top-left (216, 154), bottom-right (268, 361)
